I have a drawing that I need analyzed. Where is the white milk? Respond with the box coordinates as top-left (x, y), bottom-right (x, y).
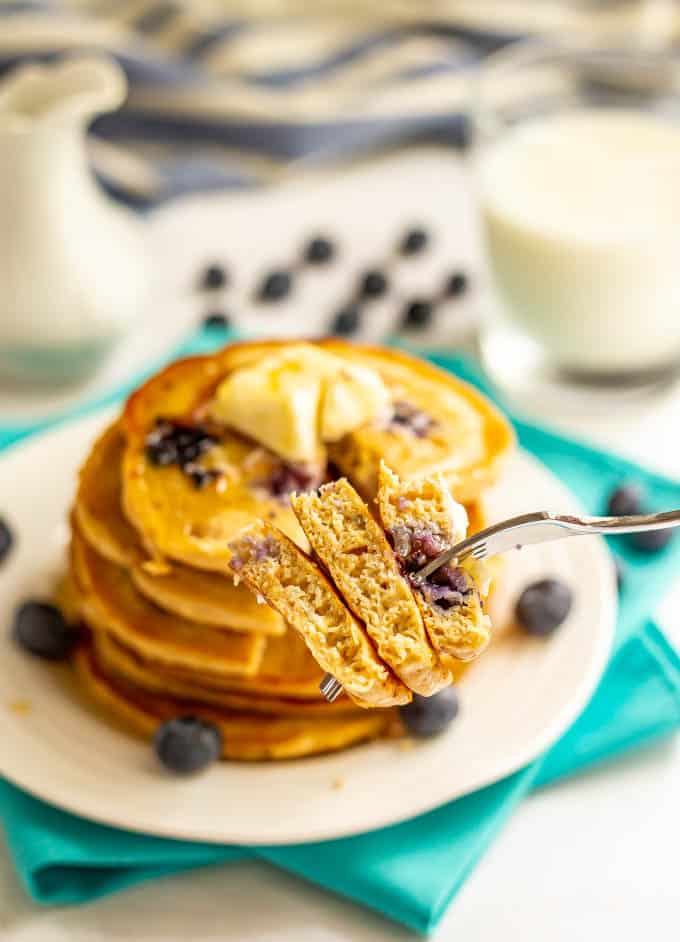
top-left (479, 109), bottom-right (680, 373)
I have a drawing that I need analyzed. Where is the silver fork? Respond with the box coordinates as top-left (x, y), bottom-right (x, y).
top-left (319, 508), bottom-right (680, 702)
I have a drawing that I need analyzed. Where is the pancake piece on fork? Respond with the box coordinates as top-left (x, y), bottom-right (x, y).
top-left (377, 463), bottom-right (491, 662)
top-left (291, 478), bottom-right (452, 697)
top-left (228, 521), bottom-right (410, 708)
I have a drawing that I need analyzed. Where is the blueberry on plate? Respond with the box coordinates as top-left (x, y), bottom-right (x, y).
top-left (154, 716), bottom-right (222, 773)
top-left (632, 527), bottom-right (674, 553)
top-left (257, 269), bottom-right (293, 302)
top-left (0, 516), bottom-right (13, 564)
top-left (516, 579), bottom-right (573, 636)
top-left (331, 304), bottom-right (361, 336)
top-left (359, 269), bottom-right (389, 299)
top-left (202, 311), bottom-right (231, 330)
top-left (402, 298), bottom-right (433, 330)
top-left (444, 271), bottom-right (468, 298)
top-left (305, 236), bottom-right (335, 264)
top-left (13, 601), bottom-right (78, 660)
top-left (399, 688), bottom-right (459, 738)
top-left (607, 483), bottom-right (643, 518)
top-left (200, 264), bottom-right (227, 291)
top-left (400, 227), bottom-right (429, 256)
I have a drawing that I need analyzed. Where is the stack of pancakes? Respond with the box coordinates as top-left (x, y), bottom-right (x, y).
top-left (61, 340), bottom-right (513, 760)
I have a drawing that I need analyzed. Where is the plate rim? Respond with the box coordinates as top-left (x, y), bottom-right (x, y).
top-left (0, 411), bottom-right (617, 845)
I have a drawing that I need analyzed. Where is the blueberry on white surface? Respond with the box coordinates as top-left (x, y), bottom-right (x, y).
top-left (400, 227), bottom-right (429, 256)
top-left (359, 269), bottom-right (389, 299)
top-left (402, 298), bottom-right (433, 330)
top-left (331, 304), bottom-right (361, 336)
top-left (202, 311), bottom-right (231, 330)
top-left (200, 264), bottom-right (227, 291)
top-left (607, 484), bottom-right (643, 518)
top-left (399, 688), bottom-right (459, 738)
top-left (444, 272), bottom-right (468, 298)
top-left (516, 579), bottom-right (573, 636)
top-left (305, 236), bottom-right (335, 264)
top-left (258, 270), bottom-right (293, 302)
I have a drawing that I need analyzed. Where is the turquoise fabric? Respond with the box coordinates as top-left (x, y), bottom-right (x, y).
top-left (1, 328), bottom-right (680, 935)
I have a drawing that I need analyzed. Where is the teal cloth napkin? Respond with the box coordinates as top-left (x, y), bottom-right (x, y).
top-left (2, 330), bottom-right (680, 935)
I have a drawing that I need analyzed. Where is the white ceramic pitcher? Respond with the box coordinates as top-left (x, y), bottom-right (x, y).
top-left (0, 56), bottom-right (149, 385)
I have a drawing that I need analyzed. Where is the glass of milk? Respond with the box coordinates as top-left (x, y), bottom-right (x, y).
top-left (471, 40), bottom-right (680, 411)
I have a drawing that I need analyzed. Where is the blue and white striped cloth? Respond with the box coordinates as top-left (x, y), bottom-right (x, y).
top-left (0, 0), bottom-right (677, 204)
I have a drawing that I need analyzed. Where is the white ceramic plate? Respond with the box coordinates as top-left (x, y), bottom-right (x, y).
top-left (0, 412), bottom-right (616, 845)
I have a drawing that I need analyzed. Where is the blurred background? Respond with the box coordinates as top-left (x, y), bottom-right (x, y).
top-left (3, 0), bottom-right (680, 454)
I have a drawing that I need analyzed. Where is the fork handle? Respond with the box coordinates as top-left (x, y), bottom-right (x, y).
top-left (563, 509), bottom-right (680, 535)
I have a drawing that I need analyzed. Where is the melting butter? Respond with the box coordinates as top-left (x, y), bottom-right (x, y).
top-left (210, 345), bottom-right (390, 465)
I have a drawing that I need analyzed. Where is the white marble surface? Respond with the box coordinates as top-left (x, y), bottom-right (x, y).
top-left (1, 152), bottom-right (680, 940)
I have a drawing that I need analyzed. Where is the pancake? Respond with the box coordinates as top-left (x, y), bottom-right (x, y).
top-left (75, 422), bottom-right (285, 635)
top-left (292, 478), bottom-right (451, 697)
top-left (71, 530), bottom-right (265, 680)
top-left (162, 628), bottom-right (339, 700)
top-left (228, 521), bottom-right (410, 708)
top-left (121, 350), bottom-right (310, 573)
top-left (74, 645), bottom-right (392, 761)
top-left (321, 341), bottom-right (514, 503)
top-left (93, 630), bottom-right (360, 717)
top-left (376, 463), bottom-right (491, 662)
top-left (120, 340), bottom-right (512, 571)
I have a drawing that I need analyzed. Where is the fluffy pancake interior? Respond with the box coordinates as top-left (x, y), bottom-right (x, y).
top-left (228, 521), bottom-right (410, 708)
top-left (377, 463), bottom-right (491, 662)
top-left (291, 478), bottom-right (451, 697)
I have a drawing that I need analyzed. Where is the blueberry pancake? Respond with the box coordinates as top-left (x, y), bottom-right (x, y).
top-left (292, 479), bottom-right (452, 697)
top-left (121, 340), bottom-right (511, 571)
top-left (228, 520), bottom-right (410, 708)
top-left (319, 341), bottom-right (514, 503)
top-left (377, 463), bottom-right (491, 662)
top-left (121, 347), bottom-right (312, 573)
top-left (71, 530), bottom-right (266, 680)
top-left (75, 422), bottom-right (284, 635)
top-left (74, 645), bottom-right (391, 761)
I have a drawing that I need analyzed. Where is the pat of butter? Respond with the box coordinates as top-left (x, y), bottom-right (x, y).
top-left (210, 345), bottom-right (390, 464)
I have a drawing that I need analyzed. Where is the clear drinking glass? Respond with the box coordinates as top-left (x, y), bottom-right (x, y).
top-left (469, 40), bottom-right (680, 412)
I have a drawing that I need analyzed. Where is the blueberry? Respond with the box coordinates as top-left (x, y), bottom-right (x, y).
top-left (331, 304), bottom-right (361, 336)
top-left (305, 236), bottom-right (335, 265)
top-left (516, 579), bottom-right (573, 636)
top-left (359, 269), bottom-right (389, 299)
top-left (402, 298), bottom-right (433, 330)
top-left (0, 517), bottom-right (13, 564)
top-left (632, 527), bottom-right (674, 553)
top-left (258, 270), bottom-right (293, 302)
top-left (607, 483), bottom-right (643, 518)
top-left (202, 311), bottom-right (231, 330)
top-left (200, 264), bottom-right (227, 291)
top-left (399, 688), bottom-right (459, 738)
top-left (444, 272), bottom-right (468, 298)
top-left (400, 227), bottom-right (429, 256)
top-left (154, 716), bottom-right (222, 773)
top-left (13, 601), bottom-right (78, 660)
